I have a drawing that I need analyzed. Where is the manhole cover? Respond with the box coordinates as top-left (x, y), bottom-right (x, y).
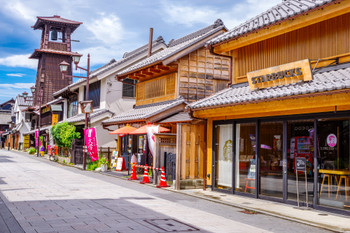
top-left (144, 219), bottom-right (199, 232)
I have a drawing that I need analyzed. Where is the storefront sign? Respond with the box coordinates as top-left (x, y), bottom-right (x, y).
top-left (23, 135), bottom-right (30, 149)
top-left (326, 134), bottom-right (337, 147)
top-left (84, 128), bottom-right (98, 161)
top-left (247, 59), bottom-right (312, 90)
top-left (41, 106), bottom-right (50, 114)
top-left (52, 114), bottom-right (59, 126)
top-left (295, 157), bottom-right (306, 171)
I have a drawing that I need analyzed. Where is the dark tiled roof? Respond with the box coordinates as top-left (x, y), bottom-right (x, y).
top-left (117, 19), bottom-right (226, 76)
top-left (30, 49), bottom-right (80, 59)
top-left (189, 62), bottom-right (350, 110)
top-left (103, 97), bottom-right (186, 124)
top-left (66, 109), bottom-right (112, 124)
top-left (159, 112), bottom-right (193, 123)
top-left (16, 95), bottom-right (33, 107)
top-left (207, 0), bottom-right (335, 47)
top-left (32, 15), bottom-right (82, 31)
top-left (53, 37), bottom-right (167, 97)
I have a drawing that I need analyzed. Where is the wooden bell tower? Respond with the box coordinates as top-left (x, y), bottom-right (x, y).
top-left (30, 15), bottom-right (82, 105)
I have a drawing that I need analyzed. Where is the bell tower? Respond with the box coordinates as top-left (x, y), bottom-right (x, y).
top-left (30, 15), bottom-right (82, 105)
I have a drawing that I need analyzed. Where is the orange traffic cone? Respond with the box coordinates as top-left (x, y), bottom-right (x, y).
top-left (140, 164), bottom-right (150, 184)
top-left (128, 163), bottom-right (138, 180)
top-left (157, 166), bottom-right (168, 188)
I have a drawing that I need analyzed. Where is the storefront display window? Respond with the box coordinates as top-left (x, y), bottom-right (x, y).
top-left (287, 120), bottom-right (314, 203)
top-left (259, 121), bottom-right (283, 198)
top-left (214, 124), bottom-right (233, 190)
top-left (317, 118), bottom-right (349, 210)
top-left (235, 123), bottom-right (256, 194)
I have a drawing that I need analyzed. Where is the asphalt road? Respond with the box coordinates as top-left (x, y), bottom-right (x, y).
top-left (0, 150), bottom-right (333, 233)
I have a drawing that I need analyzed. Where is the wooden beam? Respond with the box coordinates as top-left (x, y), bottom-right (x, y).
top-left (149, 67), bottom-right (161, 74)
top-left (213, 1), bottom-right (350, 53)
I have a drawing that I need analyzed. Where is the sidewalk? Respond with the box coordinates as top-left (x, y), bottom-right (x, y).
top-left (32, 152), bottom-right (350, 232)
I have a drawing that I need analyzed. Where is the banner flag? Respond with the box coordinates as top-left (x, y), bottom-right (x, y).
top-left (84, 128), bottom-right (99, 161)
top-left (147, 125), bottom-right (159, 156)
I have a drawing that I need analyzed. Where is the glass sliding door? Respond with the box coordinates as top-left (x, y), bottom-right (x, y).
top-left (214, 124), bottom-right (233, 191)
top-left (287, 120), bottom-right (314, 203)
top-left (235, 122), bottom-right (256, 194)
top-left (259, 121), bottom-right (283, 198)
top-left (317, 118), bottom-right (349, 210)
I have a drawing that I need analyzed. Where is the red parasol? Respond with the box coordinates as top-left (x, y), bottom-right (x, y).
top-left (109, 124), bottom-right (137, 135)
top-left (129, 123), bottom-right (170, 135)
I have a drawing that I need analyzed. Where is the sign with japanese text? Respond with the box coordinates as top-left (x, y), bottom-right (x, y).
top-left (24, 135), bottom-right (30, 149)
top-left (52, 114), bottom-right (59, 126)
top-left (84, 128), bottom-right (98, 161)
top-left (247, 59), bottom-right (312, 90)
top-left (35, 130), bottom-right (41, 147)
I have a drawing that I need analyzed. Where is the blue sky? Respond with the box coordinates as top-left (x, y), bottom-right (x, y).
top-left (0, 0), bottom-right (280, 103)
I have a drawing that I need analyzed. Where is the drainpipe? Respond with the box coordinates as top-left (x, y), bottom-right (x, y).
top-left (148, 28), bottom-right (153, 57)
top-left (208, 44), bottom-right (233, 86)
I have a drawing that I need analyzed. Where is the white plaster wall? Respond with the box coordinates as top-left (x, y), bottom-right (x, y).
top-left (78, 86), bottom-right (84, 114)
top-left (91, 120), bottom-right (117, 148)
top-left (104, 75), bottom-right (135, 114)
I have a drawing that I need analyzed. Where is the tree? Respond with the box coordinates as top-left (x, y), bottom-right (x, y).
top-left (51, 122), bottom-right (80, 149)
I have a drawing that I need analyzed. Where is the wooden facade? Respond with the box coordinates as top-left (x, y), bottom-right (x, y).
top-left (233, 13), bottom-right (350, 83)
top-left (133, 47), bottom-right (230, 106)
top-left (194, 1), bottom-right (350, 190)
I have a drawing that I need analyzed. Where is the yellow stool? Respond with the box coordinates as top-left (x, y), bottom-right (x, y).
top-left (320, 174), bottom-right (334, 199)
top-left (336, 175), bottom-right (349, 201)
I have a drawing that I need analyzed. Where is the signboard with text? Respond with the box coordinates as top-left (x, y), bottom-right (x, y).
top-left (247, 59), bottom-right (312, 90)
top-left (52, 114), bottom-right (59, 126)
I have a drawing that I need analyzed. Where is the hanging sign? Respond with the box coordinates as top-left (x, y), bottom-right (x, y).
top-left (84, 127), bottom-right (98, 161)
top-left (247, 59), bottom-right (313, 90)
top-left (147, 125), bottom-right (159, 156)
top-left (326, 133), bottom-right (337, 147)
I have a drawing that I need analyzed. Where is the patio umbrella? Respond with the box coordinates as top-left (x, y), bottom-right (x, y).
top-left (109, 124), bottom-right (137, 135)
top-left (129, 123), bottom-right (170, 135)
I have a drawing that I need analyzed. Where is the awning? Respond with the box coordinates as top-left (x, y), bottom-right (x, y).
top-left (129, 123), bottom-right (170, 135)
top-left (109, 124), bottom-right (137, 135)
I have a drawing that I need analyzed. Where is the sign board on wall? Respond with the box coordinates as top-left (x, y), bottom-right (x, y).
top-left (52, 114), bottom-right (59, 126)
top-left (247, 59), bottom-right (313, 90)
top-left (23, 135), bottom-right (30, 149)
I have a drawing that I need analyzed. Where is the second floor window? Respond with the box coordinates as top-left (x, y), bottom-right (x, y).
top-left (84, 81), bottom-right (101, 109)
top-left (122, 78), bottom-right (136, 98)
top-left (68, 94), bottom-right (78, 118)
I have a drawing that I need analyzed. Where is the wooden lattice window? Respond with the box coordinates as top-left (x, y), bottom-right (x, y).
top-left (136, 73), bottom-right (176, 102)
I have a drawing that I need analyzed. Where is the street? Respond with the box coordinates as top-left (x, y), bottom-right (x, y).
top-left (0, 150), bottom-right (332, 233)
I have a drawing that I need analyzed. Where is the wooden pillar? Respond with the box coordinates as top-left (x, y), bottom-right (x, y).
top-left (175, 123), bottom-right (182, 190)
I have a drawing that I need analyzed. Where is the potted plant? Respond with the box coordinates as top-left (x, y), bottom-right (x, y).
top-left (99, 157), bottom-right (108, 172)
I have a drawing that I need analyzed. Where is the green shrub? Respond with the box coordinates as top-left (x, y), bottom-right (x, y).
top-left (51, 122), bottom-right (80, 148)
top-left (27, 147), bottom-right (36, 154)
top-left (87, 160), bottom-right (99, 171)
top-left (98, 156), bottom-right (108, 166)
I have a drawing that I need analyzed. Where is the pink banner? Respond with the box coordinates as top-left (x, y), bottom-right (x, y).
top-left (35, 130), bottom-right (41, 147)
top-left (84, 128), bottom-right (98, 161)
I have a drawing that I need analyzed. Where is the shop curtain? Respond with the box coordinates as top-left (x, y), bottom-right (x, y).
top-left (218, 124), bottom-right (233, 187)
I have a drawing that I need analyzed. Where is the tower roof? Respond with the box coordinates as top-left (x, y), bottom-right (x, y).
top-left (32, 15), bottom-right (82, 32)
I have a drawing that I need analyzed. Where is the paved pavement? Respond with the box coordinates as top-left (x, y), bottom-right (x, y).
top-left (0, 150), bottom-right (348, 233)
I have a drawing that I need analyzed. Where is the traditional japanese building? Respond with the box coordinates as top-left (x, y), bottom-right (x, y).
top-left (103, 19), bottom-right (230, 189)
top-left (189, 0), bottom-right (350, 213)
top-left (30, 15), bottom-right (82, 105)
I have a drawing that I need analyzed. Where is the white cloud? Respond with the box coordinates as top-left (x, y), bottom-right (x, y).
top-left (3, 0), bottom-right (37, 22)
top-left (85, 13), bottom-right (124, 46)
top-left (160, 0), bottom-right (281, 29)
top-left (6, 73), bottom-right (25, 77)
top-left (0, 83), bottom-right (35, 89)
top-left (0, 54), bottom-right (37, 69)
top-left (161, 3), bottom-right (216, 27)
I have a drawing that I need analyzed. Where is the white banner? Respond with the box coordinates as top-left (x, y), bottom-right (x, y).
top-left (147, 125), bottom-right (159, 156)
